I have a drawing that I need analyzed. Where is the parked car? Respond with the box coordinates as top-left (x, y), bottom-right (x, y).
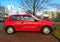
top-left (3, 14), bottom-right (56, 35)
top-left (54, 18), bottom-right (60, 22)
top-left (42, 17), bottom-right (50, 21)
top-left (0, 17), bottom-right (6, 22)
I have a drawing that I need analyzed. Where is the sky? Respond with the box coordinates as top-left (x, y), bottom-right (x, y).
top-left (0, 0), bottom-right (60, 9)
top-left (0, 0), bottom-right (20, 9)
top-left (0, 0), bottom-right (60, 14)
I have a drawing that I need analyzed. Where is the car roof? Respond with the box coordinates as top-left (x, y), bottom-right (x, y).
top-left (11, 14), bottom-right (32, 16)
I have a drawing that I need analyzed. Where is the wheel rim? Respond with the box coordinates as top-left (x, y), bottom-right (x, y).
top-left (43, 27), bottom-right (50, 34)
top-left (7, 27), bottom-right (14, 34)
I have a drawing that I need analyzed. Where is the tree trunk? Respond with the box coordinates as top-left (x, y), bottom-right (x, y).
top-left (33, 12), bottom-right (35, 16)
top-left (32, 0), bottom-right (36, 16)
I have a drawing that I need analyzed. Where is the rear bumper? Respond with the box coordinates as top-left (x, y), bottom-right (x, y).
top-left (51, 26), bottom-right (56, 31)
top-left (3, 25), bottom-right (6, 30)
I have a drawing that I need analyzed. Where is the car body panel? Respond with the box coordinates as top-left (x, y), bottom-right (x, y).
top-left (4, 14), bottom-right (56, 32)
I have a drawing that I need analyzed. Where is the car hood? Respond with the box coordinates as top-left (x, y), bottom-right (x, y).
top-left (37, 20), bottom-right (55, 26)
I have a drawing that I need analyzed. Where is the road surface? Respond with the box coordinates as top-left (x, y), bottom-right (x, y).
top-left (0, 22), bottom-right (59, 42)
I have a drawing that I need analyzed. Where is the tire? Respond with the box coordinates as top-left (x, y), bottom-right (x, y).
top-left (42, 26), bottom-right (51, 35)
top-left (5, 26), bottom-right (15, 34)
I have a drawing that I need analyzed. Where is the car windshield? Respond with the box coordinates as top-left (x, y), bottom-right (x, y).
top-left (31, 14), bottom-right (40, 20)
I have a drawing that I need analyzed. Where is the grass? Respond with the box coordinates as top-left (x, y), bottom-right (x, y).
top-left (52, 23), bottom-right (60, 39)
top-left (50, 19), bottom-right (60, 39)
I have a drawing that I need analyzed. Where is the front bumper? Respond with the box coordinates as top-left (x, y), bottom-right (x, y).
top-left (51, 26), bottom-right (56, 31)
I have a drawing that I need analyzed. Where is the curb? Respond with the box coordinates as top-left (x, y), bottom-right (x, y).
top-left (51, 33), bottom-right (60, 42)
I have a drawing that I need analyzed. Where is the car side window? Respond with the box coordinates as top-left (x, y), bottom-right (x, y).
top-left (22, 16), bottom-right (35, 21)
top-left (10, 16), bottom-right (20, 21)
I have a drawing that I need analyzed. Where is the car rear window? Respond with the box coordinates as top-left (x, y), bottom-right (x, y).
top-left (10, 15), bottom-right (20, 21)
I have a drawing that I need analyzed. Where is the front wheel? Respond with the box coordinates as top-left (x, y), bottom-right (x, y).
top-left (5, 26), bottom-right (15, 34)
top-left (42, 26), bottom-right (51, 35)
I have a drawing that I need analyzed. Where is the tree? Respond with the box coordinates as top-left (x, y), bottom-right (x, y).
top-left (26, 10), bottom-right (32, 14)
top-left (19, 0), bottom-right (52, 16)
top-left (56, 12), bottom-right (60, 18)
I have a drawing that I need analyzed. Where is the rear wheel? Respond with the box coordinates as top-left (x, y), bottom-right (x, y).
top-left (5, 26), bottom-right (15, 34)
top-left (42, 26), bottom-right (51, 35)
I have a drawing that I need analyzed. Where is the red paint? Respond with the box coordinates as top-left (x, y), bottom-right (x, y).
top-left (4, 14), bottom-right (55, 31)
top-left (43, 17), bottom-right (50, 21)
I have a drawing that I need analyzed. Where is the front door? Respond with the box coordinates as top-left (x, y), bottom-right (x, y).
top-left (20, 16), bottom-right (40, 31)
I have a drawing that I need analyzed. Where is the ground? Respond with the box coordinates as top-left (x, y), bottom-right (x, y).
top-left (53, 22), bottom-right (60, 40)
top-left (0, 22), bottom-right (59, 42)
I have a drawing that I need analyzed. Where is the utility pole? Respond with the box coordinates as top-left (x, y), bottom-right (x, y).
top-left (11, 6), bottom-right (12, 14)
top-left (17, 9), bottom-right (18, 14)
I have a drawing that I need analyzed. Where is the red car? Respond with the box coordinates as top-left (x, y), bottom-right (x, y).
top-left (3, 14), bottom-right (56, 34)
top-left (43, 17), bottom-right (50, 21)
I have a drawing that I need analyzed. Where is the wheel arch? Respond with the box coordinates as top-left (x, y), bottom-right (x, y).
top-left (5, 25), bottom-right (15, 31)
top-left (41, 25), bottom-right (52, 31)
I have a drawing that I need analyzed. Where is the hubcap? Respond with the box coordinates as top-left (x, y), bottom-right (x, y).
top-left (43, 27), bottom-right (50, 34)
top-left (7, 27), bottom-right (14, 34)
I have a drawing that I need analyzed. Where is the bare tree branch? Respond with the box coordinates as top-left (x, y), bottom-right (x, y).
top-left (19, 0), bottom-right (52, 15)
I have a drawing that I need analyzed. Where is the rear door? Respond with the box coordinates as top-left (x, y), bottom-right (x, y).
top-left (10, 15), bottom-right (23, 31)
